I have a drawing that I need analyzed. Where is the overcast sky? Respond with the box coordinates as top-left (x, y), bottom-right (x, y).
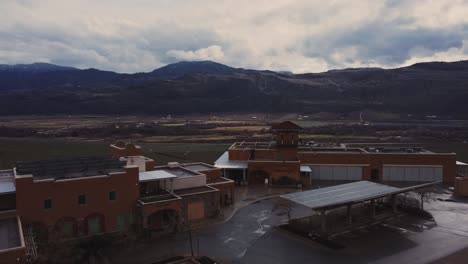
top-left (1, 0), bottom-right (468, 73)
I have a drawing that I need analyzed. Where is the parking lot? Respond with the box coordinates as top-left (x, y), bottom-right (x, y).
top-left (106, 188), bottom-right (468, 264)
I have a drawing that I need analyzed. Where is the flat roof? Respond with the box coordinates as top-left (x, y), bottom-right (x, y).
top-left (0, 170), bottom-right (14, 178)
top-left (214, 152), bottom-right (248, 169)
top-left (0, 170), bottom-right (15, 195)
top-left (0, 180), bottom-right (15, 195)
top-left (281, 181), bottom-right (401, 210)
top-left (0, 217), bottom-right (21, 251)
top-left (299, 147), bottom-right (364, 153)
top-left (182, 163), bottom-right (216, 172)
top-left (365, 147), bottom-right (431, 154)
top-left (162, 168), bottom-right (199, 177)
top-left (15, 157), bottom-right (126, 180)
top-left (139, 170), bottom-right (177, 182)
top-left (231, 142), bottom-right (272, 150)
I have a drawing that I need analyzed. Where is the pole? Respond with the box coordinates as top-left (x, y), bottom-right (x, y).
top-left (197, 236), bottom-right (200, 257)
top-left (320, 209), bottom-right (327, 232)
top-left (188, 229), bottom-right (194, 257)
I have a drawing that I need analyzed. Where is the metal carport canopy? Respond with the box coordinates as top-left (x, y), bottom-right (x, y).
top-left (280, 181), bottom-right (401, 210)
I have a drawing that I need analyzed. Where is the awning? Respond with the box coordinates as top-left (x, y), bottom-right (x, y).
top-left (281, 181), bottom-right (400, 210)
top-left (214, 152), bottom-right (248, 169)
top-left (457, 161), bottom-right (468, 166)
top-left (300, 165), bottom-right (311, 172)
top-left (139, 170), bottom-right (177, 183)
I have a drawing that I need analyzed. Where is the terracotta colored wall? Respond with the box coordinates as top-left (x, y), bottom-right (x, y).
top-left (252, 149), bottom-right (277, 160)
top-left (275, 131), bottom-right (299, 146)
top-left (208, 181), bottom-right (236, 205)
top-left (15, 166), bottom-right (139, 237)
top-left (178, 191), bottom-right (220, 225)
top-left (145, 160), bottom-right (156, 171)
top-left (141, 200), bottom-right (182, 217)
top-left (228, 149), bottom-right (251, 161)
top-left (187, 201), bottom-right (204, 220)
top-left (298, 152), bottom-right (457, 183)
top-left (455, 177), bottom-right (468, 196)
top-left (248, 161), bottom-right (301, 183)
top-left (0, 247), bottom-right (26, 263)
top-left (198, 169), bottom-right (222, 181)
top-left (230, 148), bottom-right (297, 161)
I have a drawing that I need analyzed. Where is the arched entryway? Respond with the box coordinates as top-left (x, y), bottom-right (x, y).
top-left (55, 217), bottom-right (78, 239)
top-left (147, 209), bottom-right (179, 233)
top-left (84, 213), bottom-right (105, 236)
top-left (249, 170), bottom-right (270, 185)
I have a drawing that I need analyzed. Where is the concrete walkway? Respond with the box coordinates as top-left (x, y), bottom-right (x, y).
top-left (220, 185), bottom-right (302, 223)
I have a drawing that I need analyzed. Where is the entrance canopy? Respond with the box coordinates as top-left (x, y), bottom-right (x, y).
top-left (214, 152), bottom-right (248, 169)
top-left (281, 181), bottom-right (401, 210)
top-left (139, 170), bottom-right (177, 183)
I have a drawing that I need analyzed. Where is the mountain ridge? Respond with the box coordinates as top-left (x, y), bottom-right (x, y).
top-left (0, 59), bottom-right (467, 117)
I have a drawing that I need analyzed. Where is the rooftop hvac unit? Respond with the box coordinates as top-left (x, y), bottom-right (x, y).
top-left (168, 162), bottom-right (180, 168)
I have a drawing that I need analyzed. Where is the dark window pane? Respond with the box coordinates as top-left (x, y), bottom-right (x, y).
top-left (109, 191), bottom-right (117, 201)
top-left (78, 194), bottom-right (86, 205)
top-left (44, 199), bottom-right (52, 209)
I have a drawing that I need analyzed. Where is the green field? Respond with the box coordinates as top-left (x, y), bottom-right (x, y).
top-left (1, 137), bottom-right (467, 170)
top-left (0, 138), bottom-right (229, 169)
top-left (139, 142), bottom-right (230, 165)
top-left (422, 142), bottom-right (468, 163)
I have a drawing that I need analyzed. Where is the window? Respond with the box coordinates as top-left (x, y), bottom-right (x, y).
top-left (44, 198), bottom-right (52, 209)
top-left (109, 191), bottom-right (117, 201)
top-left (78, 194), bottom-right (86, 205)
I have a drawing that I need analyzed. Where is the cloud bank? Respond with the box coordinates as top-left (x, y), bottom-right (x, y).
top-left (1, 0), bottom-right (468, 73)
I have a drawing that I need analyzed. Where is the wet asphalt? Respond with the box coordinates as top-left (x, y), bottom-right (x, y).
top-left (108, 192), bottom-right (468, 264)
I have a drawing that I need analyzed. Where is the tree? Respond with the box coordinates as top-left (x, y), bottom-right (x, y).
top-left (415, 187), bottom-right (437, 210)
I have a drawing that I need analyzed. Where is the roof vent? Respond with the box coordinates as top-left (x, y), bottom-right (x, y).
top-left (168, 162), bottom-right (180, 168)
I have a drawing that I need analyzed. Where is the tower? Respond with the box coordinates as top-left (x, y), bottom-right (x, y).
top-left (271, 121), bottom-right (302, 148)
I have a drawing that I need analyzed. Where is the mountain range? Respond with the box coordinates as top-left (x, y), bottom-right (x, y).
top-left (0, 60), bottom-right (467, 118)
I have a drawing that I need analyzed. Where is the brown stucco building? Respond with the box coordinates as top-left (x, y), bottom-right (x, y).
top-left (215, 121), bottom-right (459, 187)
top-left (0, 142), bottom-right (234, 262)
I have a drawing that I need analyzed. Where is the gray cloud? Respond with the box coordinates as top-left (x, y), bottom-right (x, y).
top-left (304, 22), bottom-right (466, 68)
top-left (0, 0), bottom-right (467, 73)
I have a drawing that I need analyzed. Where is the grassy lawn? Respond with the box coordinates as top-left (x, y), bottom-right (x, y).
top-left (0, 138), bottom-right (230, 169)
top-left (207, 125), bottom-right (269, 132)
top-left (0, 137), bottom-right (109, 169)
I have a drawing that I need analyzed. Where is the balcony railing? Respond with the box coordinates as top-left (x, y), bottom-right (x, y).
top-left (138, 188), bottom-right (181, 205)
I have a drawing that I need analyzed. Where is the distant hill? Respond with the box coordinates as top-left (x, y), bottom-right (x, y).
top-left (0, 60), bottom-right (467, 118)
top-left (0, 62), bottom-right (78, 73)
top-left (150, 60), bottom-right (243, 79)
